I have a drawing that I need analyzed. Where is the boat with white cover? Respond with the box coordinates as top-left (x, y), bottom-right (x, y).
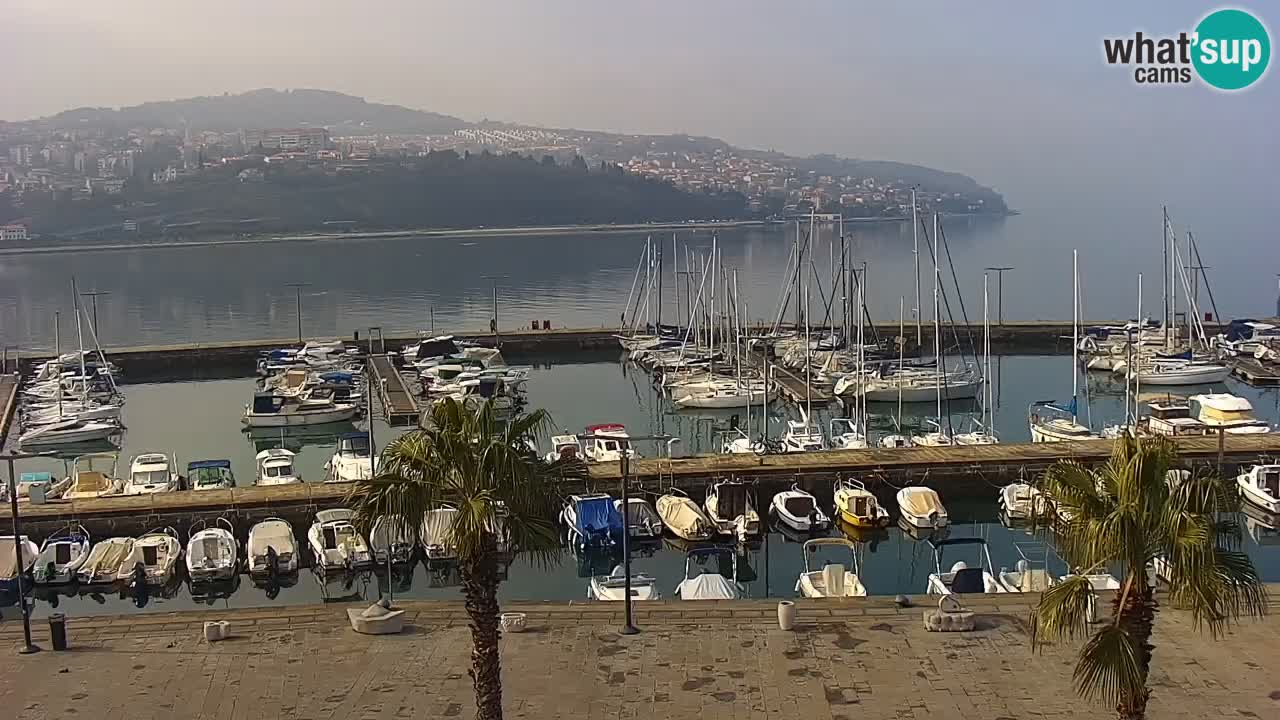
top-left (117, 528), bottom-right (182, 588)
top-left (615, 497), bottom-right (664, 539)
top-left (796, 538), bottom-right (867, 598)
top-left (674, 546), bottom-right (743, 600)
top-left (0, 536), bottom-right (39, 592)
top-left (656, 491), bottom-right (716, 541)
top-left (307, 508), bottom-right (373, 572)
top-left (256, 448), bottom-right (301, 485)
top-left (896, 486), bottom-right (949, 529)
top-left (247, 518), bottom-right (299, 576)
top-left (1238, 464), bottom-right (1280, 514)
top-left (704, 480), bottom-right (760, 539)
top-left (589, 565), bottom-right (661, 601)
top-left (32, 524), bottom-right (91, 585)
top-left (325, 432), bottom-right (378, 482)
top-left (76, 537), bottom-right (135, 584)
top-left (124, 452), bottom-right (180, 495)
top-left (420, 506), bottom-right (458, 562)
top-left (1190, 393), bottom-right (1272, 435)
top-left (999, 483), bottom-right (1051, 521)
top-left (833, 478), bottom-right (890, 528)
top-left (368, 515), bottom-right (416, 564)
top-left (186, 518), bottom-right (239, 582)
top-left (769, 484), bottom-right (830, 532)
top-left (925, 537), bottom-right (1008, 595)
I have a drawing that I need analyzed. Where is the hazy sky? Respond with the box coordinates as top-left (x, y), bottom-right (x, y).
top-left (6, 1), bottom-right (1276, 210)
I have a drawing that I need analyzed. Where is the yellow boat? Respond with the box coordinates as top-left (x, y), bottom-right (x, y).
top-left (832, 478), bottom-right (891, 528)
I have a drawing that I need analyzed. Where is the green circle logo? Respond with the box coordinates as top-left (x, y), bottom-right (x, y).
top-left (1192, 9), bottom-right (1270, 90)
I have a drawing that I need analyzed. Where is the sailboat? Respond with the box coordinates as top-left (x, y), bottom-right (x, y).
top-left (880, 297), bottom-right (914, 449)
top-left (1031, 250), bottom-right (1099, 443)
top-left (913, 214), bottom-right (956, 447)
top-left (955, 273), bottom-right (998, 445)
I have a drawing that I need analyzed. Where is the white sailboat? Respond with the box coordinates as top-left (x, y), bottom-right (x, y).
top-left (955, 274), bottom-right (999, 445)
top-left (1031, 250), bottom-right (1099, 443)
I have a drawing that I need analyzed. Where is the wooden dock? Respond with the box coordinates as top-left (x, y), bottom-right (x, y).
top-left (1228, 356), bottom-right (1280, 386)
top-left (368, 354), bottom-right (419, 425)
top-left (0, 373), bottom-right (18, 442)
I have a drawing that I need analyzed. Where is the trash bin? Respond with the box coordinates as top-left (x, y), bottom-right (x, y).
top-left (48, 613), bottom-right (67, 651)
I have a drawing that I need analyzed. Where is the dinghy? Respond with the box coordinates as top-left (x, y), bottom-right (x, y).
top-left (117, 528), bottom-right (182, 588)
top-left (560, 493), bottom-right (623, 550)
top-left (255, 448), bottom-right (301, 485)
top-left (674, 546), bottom-right (743, 600)
top-left (421, 506), bottom-right (458, 562)
top-left (896, 486), bottom-right (949, 530)
top-left (76, 536), bottom-right (135, 584)
top-left (769, 484), bottom-right (830, 533)
top-left (614, 497), bottom-right (664, 539)
top-left (1238, 464), bottom-right (1280, 514)
top-left (0, 536), bottom-right (39, 592)
top-left (588, 565), bottom-right (661, 601)
top-left (796, 538), bottom-right (867, 598)
top-left (656, 491), bottom-right (716, 541)
top-left (186, 519), bottom-right (239, 582)
top-left (925, 537), bottom-right (1007, 595)
top-left (307, 508), bottom-right (373, 572)
top-left (247, 518), bottom-right (299, 576)
top-left (32, 524), bottom-right (91, 585)
top-left (832, 478), bottom-right (890, 528)
top-left (704, 480), bottom-right (760, 539)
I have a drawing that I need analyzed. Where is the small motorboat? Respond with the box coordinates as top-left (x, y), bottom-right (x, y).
top-left (57, 452), bottom-right (123, 499)
top-left (999, 483), bottom-right (1052, 521)
top-left (588, 564), bottom-right (661, 601)
top-left (32, 524), bottom-right (91, 585)
top-left (1238, 464), bottom-right (1280, 514)
top-left (545, 434), bottom-right (583, 463)
top-left (19, 418), bottom-right (121, 448)
top-left (117, 528), bottom-right (183, 588)
top-left (76, 536), bottom-right (135, 584)
top-left (705, 479), bottom-right (761, 539)
top-left (369, 515), bottom-right (416, 565)
top-left (896, 486), bottom-right (949, 530)
top-left (582, 424), bottom-right (639, 463)
top-left (796, 538), bottom-right (867, 598)
top-left (781, 419), bottom-right (826, 453)
top-left (656, 491), bottom-right (717, 541)
top-left (123, 452), bottom-right (181, 495)
top-left (247, 518), bottom-right (299, 576)
top-left (325, 432), bottom-right (378, 482)
top-left (832, 478), bottom-right (890, 528)
top-left (561, 493), bottom-right (623, 550)
top-left (879, 434), bottom-right (914, 449)
top-left (186, 518), bottom-right (239, 582)
top-left (770, 484), bottom-right (830, 533)
top-left (0, 535), bottom-right (40, 592)
top-left (674, 546), bottom-right (743, 600)
top-left (614, 497), bottom-right (664, 539)
top-left (925, 537), bottom-right (1008, 595)
top-left (307, 508), bottom-right (374, 572)
top-left (421, 506), bottom-right (459, 562)
top-left (256, 448), bottom-right (301, 485)
top-left (188, 459), bottom-right (236, 490)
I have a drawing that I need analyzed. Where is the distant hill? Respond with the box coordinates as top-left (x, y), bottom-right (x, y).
top-left (43, 89), bottom-right (468, 134)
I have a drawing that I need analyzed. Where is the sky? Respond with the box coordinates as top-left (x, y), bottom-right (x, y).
top-left (4, 1), bottom-right (1277, 211)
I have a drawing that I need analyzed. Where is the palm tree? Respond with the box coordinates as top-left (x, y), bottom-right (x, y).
top-left (348, 398), bottom-right (572, 720)
top-left (1033, 434), bottom-right (1267, 719)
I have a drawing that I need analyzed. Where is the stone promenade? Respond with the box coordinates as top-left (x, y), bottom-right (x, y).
top-left (2, 593), bottom-right (1278, 719)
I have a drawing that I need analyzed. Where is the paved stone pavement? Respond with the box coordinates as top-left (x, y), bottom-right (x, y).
top-left (2, 593), bottom-right (1279, 719)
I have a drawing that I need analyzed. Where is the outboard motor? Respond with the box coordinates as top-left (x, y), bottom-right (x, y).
top-left (131, 563), bottom-right (150, 608)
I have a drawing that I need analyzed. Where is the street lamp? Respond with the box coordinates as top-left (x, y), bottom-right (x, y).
top-left (984, 267), bottom-right (1014, 326)
top-left (78, 290), bottom-right (110, 338)
top-left (5, 452), bottom-right (51, 655)
top-left (286, 283), bottom-right (309, 345)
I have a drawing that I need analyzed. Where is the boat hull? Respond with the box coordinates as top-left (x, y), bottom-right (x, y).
top-left (858, 379), bottom-right (981, 403)
top-left (242, 405), bottom-right (359, 427)
top-left (1239, 483), bottom-right (1280, 514)
top-left (1132, 366), bottom-right (1232, 386)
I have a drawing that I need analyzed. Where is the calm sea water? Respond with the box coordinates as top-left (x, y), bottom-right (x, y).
top-left (2, 355), bottom-right (1279, 619)
top-left (2, 207), bottom-right (1277, 353)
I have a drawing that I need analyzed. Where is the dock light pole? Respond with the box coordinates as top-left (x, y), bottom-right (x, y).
top-left (78, 290), bottom-right (109, 338)
top-left (5, 452), bottom-right (50, 655)
top-left (286, 283), bottom-right (309, 344)
top-left (984, 267), bottom-right (1014, 326)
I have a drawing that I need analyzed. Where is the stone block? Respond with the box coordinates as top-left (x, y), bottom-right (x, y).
top-left (922, 610), bottom-right (975, 632)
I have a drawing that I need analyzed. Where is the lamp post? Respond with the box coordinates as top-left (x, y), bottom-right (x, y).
top-left (5, 452), bottom-right (48, 655)
top-left (984, 267), bottom-right (1014, 326)
top-left (78, 290), bottom-right (110, 339)
top-left (286, 283), bottom-right (309, 344)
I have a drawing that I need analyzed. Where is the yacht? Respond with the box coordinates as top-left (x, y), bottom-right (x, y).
top-left (325, 432), bottom-right (378, 482)
top-left (241, 390), bottom-right (359, 428)
top-left (1126, 358), bottom-right (1231, 386)
top-left (123, 452), bottom-right (181, 495)
top-left (255, 448), bottom-right (301, 485)
top-left (19, 418), bottom-right (120, 448)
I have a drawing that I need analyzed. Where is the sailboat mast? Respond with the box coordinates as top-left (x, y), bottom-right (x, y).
top-left (1072, 250), bottom-right (1079, 424)
top-left (1135, 273), bottom-right (1143, 423)
top-left (794, 220), bottom-right (803, 331)
top-left (72, 277), bottom-right (88, 397)
top-left (672, 233), bottom-right (680, 334)
top-left (912, 188), bottom-right (922, 348)
top-left (983, 272), bottom-right (992, 431)
top-left (1170, 225), bottom-right (1178, 346)
top-left (1162, 206), bottom-right (1170, 348)
top-left (897, 296), bottom-right (905, 431)
top-left (54, 310), bottom-right (63, 419)
top-left (804, 275), bottom-right (813, 421)
top-left (932, 212), bottom-right (942, 423)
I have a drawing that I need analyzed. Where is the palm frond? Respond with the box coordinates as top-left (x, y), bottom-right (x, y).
top-left (1166, 547), bottom-right (1269, 636)
top-left (1032, 574), bottom-right (1098, 648)
top-left (1073, 624), bottom-right (1148, 707)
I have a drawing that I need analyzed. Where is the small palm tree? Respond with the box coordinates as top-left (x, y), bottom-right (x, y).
top-left (348, 398), bottom-right (570, 720)
top-left (1033, 434), bottom-right (1267, 720)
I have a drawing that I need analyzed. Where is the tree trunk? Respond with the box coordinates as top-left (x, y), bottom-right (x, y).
top-left (461, 547), bottom-right (503, 720)
top-left (1112, 584), bottom-right (1157, 720)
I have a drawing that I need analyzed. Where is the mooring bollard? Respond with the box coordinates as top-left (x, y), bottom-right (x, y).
top-left (48, 613), bottom-right (68, 651)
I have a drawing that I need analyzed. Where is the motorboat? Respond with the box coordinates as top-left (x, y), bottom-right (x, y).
top-left (19, 417), bottom-right (120, 448)
top-left (879, 434), bottom-right (914, 449)
top-left (997, 550), bottom-right (1057, 594)
top-left (123, 452), bottom-right (181, 495)
top-left (833, 478), bottom-right (890, 528)
top-left (1238, 464), bottom-right (1280, 514)
top-left (704, 480), bottom-right (760, 539)
top-left (796, 538), bottom-right (867, 598)
top-left (307, 508), bottom-right (374, 572)
top-left (421, 506), bottom-right (459, 562)
top-left (544, 434), bottom-right (583, 463)
top-left (32, 524), bottom-right (91, 585)
top-left (1126, 358), bottom-right (1231, 386)
top-left (781, 419), bottom-right (825, 453)
top-left (76, 537), bottom-right (135, 584)
top-left (368, 516), bottom-right (416, 565)
top-left (117, 528), bottom-right (182, 588)
top-left (656, 490), bottom-right (717, 541)
top-left (561, 493), bottom-right (623, 549)
top-left (829, 418), bottom-right (868, 450)
top-left (925, 537), bottom-right (1008, 595)
top-left (186, 519), bottom-right (239, 582)
top-left (896, 486), bottom-right (949, 529)
top-left (1029, 401), bottom-right (1098, 443)
top-left (188, 459), bottom-right (235, 490)
top-left (588, 564), bottom-right (661, 601)
top-left (615, 497), bottom-right (664, 539)
top-left (256, 448), bottom-right (301, 485)
top-left (582, 424), bottom-right (638, 463)
top-left (57, 452), bottom-right (123, 499)
top-left (1189, 394), bottom-right (1272, 435)
top-left (1141, 401), bottom-right (1210, 437)
top-left (674, 546), bottom-right (743, 600)
top-left (999, 482), bottom-right (1051, 521)
top-left (241, 391), bottom-right (359, 428)
top-left (325, 432), bottom-right (378, 482)
top-left (0, 536), bottom-right (40, 592)
top-left (770, 484), bottom-right (830, 532)
top-left (247, 518), bottom-right (299, 576)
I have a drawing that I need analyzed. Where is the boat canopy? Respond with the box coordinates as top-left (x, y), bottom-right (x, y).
top-left (585, 423), bottom-right (628, 436)
top-left (316, 508), bottom-right (354, 525)
top-left (715, 482), bottom-right (751, 519)
top-left (338, 432), bottom-right (371, 456)
top-left (899, 488), bottom-right (943, 518)
top-left (572, 495), bottom-right (622, 536)
top-left (252, 393), bottom-right (286, 414)
top-left (188, 459), bottom-right (231, 470)
top-left (413, 336), bottom-right (460, 359)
